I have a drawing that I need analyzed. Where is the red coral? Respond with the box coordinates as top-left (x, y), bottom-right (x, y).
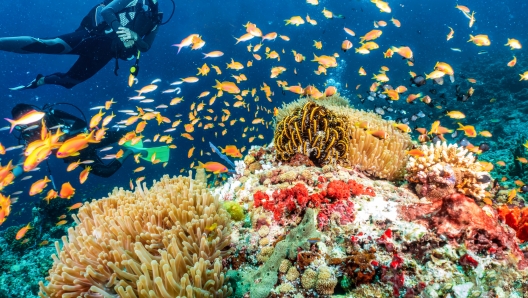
top-left (459, 254), bottom-right (479, 268)
top-left (401, 193), bottom-right (527, 269)
top-left (252, 179), bottom-right (374, 229)
top-left (253, 191), bottom-right (269, 208)
top-left (348, 179), bottom-right (376, 197)
top-left (327, 180), bottom-right (351, 201)
top-left (497, 205), bottom-right (528, 241)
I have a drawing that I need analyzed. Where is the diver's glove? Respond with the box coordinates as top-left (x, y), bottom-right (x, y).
top-left (117, 27), bottom-right (138, 45)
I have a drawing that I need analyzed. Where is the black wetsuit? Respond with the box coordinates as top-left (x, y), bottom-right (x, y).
top-left (0, 0), bottom-right (160, 89)
top-left (22, 109), bottom-right (130, 178)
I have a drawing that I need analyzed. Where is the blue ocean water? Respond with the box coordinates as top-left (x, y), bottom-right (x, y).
top-left (0, 0), bottom-right (526, 253)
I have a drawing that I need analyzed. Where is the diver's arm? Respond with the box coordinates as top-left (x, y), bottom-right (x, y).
top-left (135, 26), bottom-right (159, 52)
top-left (101, 0), bottom-right (136, 32)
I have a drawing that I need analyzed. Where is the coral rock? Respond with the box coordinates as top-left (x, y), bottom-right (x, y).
top-left (401, 193), bottom-right (527, 269)
top-left (406, 141), bottom-right (491, 200)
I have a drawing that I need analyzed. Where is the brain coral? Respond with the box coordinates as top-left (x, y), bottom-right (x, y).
top-left (274, 95), bottom-right (413, 180)
top-left (39, 172), bottom-right (232, 298)
top-left (406, 141), bottom-right (491, 200)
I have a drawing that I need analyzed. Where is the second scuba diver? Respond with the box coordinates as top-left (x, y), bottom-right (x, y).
top-left (8, 103), bottom-right (170, 181)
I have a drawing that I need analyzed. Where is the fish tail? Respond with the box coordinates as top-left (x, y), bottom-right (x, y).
top-left (4, 118), bottom-right (15, 133)
top-left (174, 44), bottom-right (183, 54)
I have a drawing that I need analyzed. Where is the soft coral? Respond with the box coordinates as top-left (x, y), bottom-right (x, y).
top-left (497, 205), bottom-right (528, 242)
top-left (252, 179), bottom-right (374, 228)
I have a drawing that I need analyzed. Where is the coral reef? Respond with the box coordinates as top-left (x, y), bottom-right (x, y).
top-left (39, 171), bottom-right (233, 297)
top-left (274, 96), bottom-right (412, 180)
top-left (213, 145), bottom-right (528, 298)
top-left (401, 193), bottom-right (527, 267)
top-left (406, 141), bottom-right (492, 200)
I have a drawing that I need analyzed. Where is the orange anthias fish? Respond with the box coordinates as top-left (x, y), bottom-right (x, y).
top-left (56, 130), bottom-right (99, 158)
top-left (0, 193), bottom-right (12, 225)
top-left (89, 109), bottom-right (105, 129)
top-left (29, 176), bottom-right (51, 196)
top-left (60, 182), bottom-right (76, 199)
top-left (468, 34), bottom-right (490, 46)
top-left (194, 161), bottom-right (229, 174)
top-left (15, 223), bottom-right (31, 240)
top-left (68, 202), bottom-right (83, 211)
top-left (213, 80), bottom-right (240, 94)
top-left (79, 166), bottom-right (91, 184)
top-left (360, 29), bottom-right (382, 42)
top-left (4, 110), bottom-right (46, 133)
top-left (220, 145), bottom-right (243, 158)
top-left (172, 33), bottom-right (199, 54)
top-left (507, 56), bottom-right (517, 67)
top-left (391, 46), bottom-right (413, 59)
top-left (43, 189), bottom-right (58, 204)
top-left (457, 123), bottom-right (477, 137)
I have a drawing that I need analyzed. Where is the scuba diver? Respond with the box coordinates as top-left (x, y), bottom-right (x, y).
top-left (0, 0), bottom-right (168, 90)
top-left (9, 103), bottom-right (170, 179)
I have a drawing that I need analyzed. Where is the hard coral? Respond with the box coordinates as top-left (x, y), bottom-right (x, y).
top-left (497, 205), bottom-right (528, 241)
top-left (406, 141), bottom-right (491, 200)
top-left (401, 193), bottom-right (527, 269)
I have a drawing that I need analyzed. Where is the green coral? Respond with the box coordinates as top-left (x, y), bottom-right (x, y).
top-left (224, 201), bottom-right (245, 221)
top-left (230, 208), bottom-right (322, 298)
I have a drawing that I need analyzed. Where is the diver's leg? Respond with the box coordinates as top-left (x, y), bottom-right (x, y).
top-left (42, 51), bottom-right (113, 89)
top-left (91, 130), bottom-right (131, 149)
top-left (83, 158), bottom-right (123, 178)
top-left (0, 36), bottom-right (73, 54)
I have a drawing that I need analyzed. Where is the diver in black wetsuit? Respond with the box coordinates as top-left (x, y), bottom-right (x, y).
top-left (10, 103), bottom-right (136, 178)
top-left (0, 0), bottom-right (162, 89)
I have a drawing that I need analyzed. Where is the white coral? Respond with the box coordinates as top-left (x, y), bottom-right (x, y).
top-left (406, 141), bottom-right (490, 200)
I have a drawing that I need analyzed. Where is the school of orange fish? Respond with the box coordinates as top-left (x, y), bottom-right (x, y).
top-left (0, 0), bottom-right (527, 241)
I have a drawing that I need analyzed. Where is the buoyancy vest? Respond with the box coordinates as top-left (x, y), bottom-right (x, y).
top-left (79, 0), bottom-right (161, 38)
top-left (79, 0), bottom-right (161, 68)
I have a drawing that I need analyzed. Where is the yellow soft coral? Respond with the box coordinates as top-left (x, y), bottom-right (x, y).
top-left (39, 171), bottom-right (232, 298)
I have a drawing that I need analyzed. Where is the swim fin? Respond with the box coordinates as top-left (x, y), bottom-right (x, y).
top-left (122, 140), bottom-right (170, 163)
top-left (9, 74), bottom-right (44, 91)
